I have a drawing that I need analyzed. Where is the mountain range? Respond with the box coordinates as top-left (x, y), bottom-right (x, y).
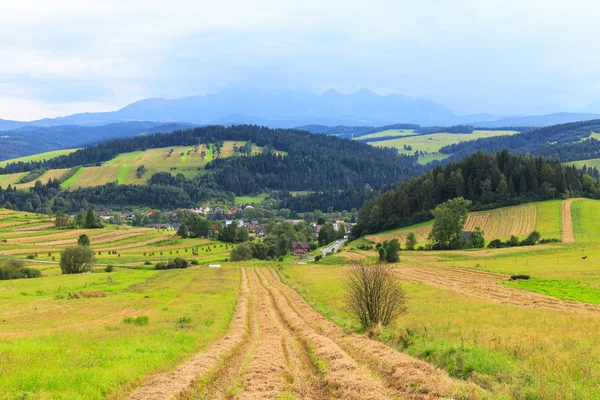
top-left (2, 88), bottom-right (600, 130)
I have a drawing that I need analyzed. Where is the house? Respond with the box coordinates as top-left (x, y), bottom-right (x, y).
top-left (314, 224), bottom-right (323, 233)
top-left (291, 241), bottom-right (310, 256)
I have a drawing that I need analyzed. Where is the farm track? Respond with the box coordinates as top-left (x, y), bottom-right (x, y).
top-left (561, 199), bottom-right (575, 243)
top-left (130, 267), bottom-right (481, 399)
top-left (394, 264), bottom-right (600, 314)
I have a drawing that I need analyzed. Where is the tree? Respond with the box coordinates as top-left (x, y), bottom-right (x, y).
top-left (59, 246), bottom-right (95, 274)
top-left (318, 222), bottom-right (336, 246)
top-left (85, 208), bottom-right (97, 229)
top-left (55, 211), bottom-right (71, 229)
top-left (236, 226), bottom-right (249, 242)
top-left (405, 232), bottom-right (417, 251)
top-left (521, 230), bottom-right (541, 246)
top-left (344, 264), bottom-right (407, 330)
top-left (383, 239), bottom-right (400, 263)
top-left (77, 234), bottom-right (90, 246)
top-left (428, 197), bottom-right (472, 249)
top-left (468, 227), bottom-right (485, 248)
top-left (230, 242), bottom-right (253, 261)
top-left (177, 222), bottom-right (189, 238)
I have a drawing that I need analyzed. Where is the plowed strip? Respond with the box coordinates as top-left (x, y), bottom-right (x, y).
top-left (262, 268), bottom-right (487, 399)
top-left (394, 264), bottom-right (600, 314)
top-left (129, 268), bottom-right (250, 400)
top-left (562, 199), bottom-right (575, 243)
top-left (256, 268), bottom-right (398, 400)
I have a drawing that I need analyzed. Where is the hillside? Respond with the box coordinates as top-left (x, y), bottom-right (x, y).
top-left (352, 150), bottom-right (596, 238)
top-left (0, 121), bottom-right (194, 161)
top-left (440, 119), bottom-right (600, 163)
top-left (0, 125), bottom-right (423, 213)
top-left (366, 200), bottom-right (563, 245)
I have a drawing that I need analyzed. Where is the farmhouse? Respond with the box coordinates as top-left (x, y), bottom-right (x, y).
top-left (291, 241), bottom-right (310, 256)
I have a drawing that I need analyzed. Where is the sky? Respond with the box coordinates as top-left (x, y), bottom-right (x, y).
top-left (1, 0), bottom-right (600, 121)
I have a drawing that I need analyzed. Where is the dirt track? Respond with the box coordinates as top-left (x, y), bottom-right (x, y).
top-left (129, 267), bottom-right (485, 399)
top-left (561, 199), bottom-right (575, 243)
top-left (394, 264), bottom-right (600, 314)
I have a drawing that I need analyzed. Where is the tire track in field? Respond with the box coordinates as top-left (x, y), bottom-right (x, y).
top-left (562, 199), bottom-right (575, 243)
top-left (394, 264), bottom-right (600, 314)
top-left (261, 268), bottom-right (484, 399)
top-left (129, 268), bottom-right (251, 400)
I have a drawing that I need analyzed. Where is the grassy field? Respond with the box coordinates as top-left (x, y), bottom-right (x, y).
top-left (370, 130), bottom-right (518, 164)
top-left (234, 193), bottom-right (268, 205)
top-left (0, 210), bottom-right (232, 267)
top-left (571, 198), bottom-right (600, 242)
top-left (281, 254), bottom-right (600, 399)
top-left (356, 129), bottom-right (415, 140)
top-left (0, 266), bottom-right (239, 399)
top-left (366, 201), bottom-right (561, 245)
top-left (2, 142), bottom-right (286, 191)
top-left (0, 149), bottom-right (79, 167)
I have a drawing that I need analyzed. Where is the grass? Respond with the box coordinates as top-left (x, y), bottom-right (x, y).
top-left (234, 193), bottom-right (268, 205)
top-left (0, 210), bottom-right (233, 267)
top-left (370, 130), bottom-right (518, 164)
top-left (504, 277), bottom-right (600, 304)
top-left (571, 198), bottom-right (600, 242)
top-left (0, 149), bottom-right (79, 167)
top-left (0, 266), bottom-right (240, 399)
top-left (356, 129), bottom-right (415, 140)
top-left (367, 201), bottom-right (551, 245)
top-left (281, 262), bottom-right (600, 399)
top-left (11, 142), bottom-right (286, 190)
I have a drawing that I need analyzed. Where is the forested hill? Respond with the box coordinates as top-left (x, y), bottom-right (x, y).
top-left (0, 125), bottom-right (422, 190)
top-left (0, 125), bottom-right (425, 212)
top-left (352, 150), bottom-right (600, 238)
top-left (439, 119), bottom-right (600, 163)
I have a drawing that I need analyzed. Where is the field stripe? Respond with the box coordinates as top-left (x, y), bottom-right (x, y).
top-left (562, 199), bottom-right (575, 243)
top-left (129, 268), bottom-right (250, 400)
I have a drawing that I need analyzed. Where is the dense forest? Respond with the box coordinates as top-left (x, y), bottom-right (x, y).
top-left (0, 125), bottom-right (424, 213)
top-left (352, 150), bottom-right (600, 238)
top-left (440, 120), bottom-right (600, 163)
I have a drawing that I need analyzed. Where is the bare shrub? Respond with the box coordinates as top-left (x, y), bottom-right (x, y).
top-left (344, 264), bottom-right (407, 331)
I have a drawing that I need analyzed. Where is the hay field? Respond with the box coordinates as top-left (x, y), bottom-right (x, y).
top-left (357, 129), bottom-right (415, 139)
top-left (371, 130), bottom-right (518, 164)
top-left (0, 148), bottom-right (79, 167)
top-left (367, 202), bottom-right (550, 245)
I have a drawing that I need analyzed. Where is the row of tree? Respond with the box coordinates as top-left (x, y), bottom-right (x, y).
top-left (352, 150), bottom-right (600, 238)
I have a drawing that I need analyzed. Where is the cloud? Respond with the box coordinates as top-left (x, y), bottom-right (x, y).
top-left (0, 0), bottom-right (600, 119)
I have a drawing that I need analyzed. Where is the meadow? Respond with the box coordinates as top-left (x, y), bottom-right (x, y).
top-left (0, 149), bottom-right (79, 168)
top-left (0, 141), bottom-right (287, 191)
top-left (370, 130), bottom-right (518, 164)
top-left (366, 200), bottom-right (564, 246)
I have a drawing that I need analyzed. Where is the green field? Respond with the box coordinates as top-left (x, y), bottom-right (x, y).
top-left (567, 157), bottom-right (600, 170)
top-left (234, 193), bottom-right (268, 205)
top-left (4, 204), bottom-right (600, 398)
top-left (0, 149), bottom-right (79, 167)
top-left (356, 129), bottom-right (415, 140)
top-left (1, 142), bottom-right (285, 191)
top-left (371, 130), bottom-right (518, 164)
top-left (366, 200), bottom-right (561, 245)
top-left (571, 198), bottom-right (600, 242)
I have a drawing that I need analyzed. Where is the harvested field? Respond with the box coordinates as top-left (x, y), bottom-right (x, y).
top-left (464, 204), bottom-right (536, 238)
top-left (393, 264), bottom-right (600, 313)
top-left (128, 267), bottom-right (483, 399)
top-left (562, 199), bottom-right (575, 243)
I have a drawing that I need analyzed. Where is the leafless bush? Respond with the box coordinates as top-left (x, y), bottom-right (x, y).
top-left (344, 264), bottom-right (407, 331)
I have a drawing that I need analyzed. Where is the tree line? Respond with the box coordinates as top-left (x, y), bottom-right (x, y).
top-left (352, 150), bottom-right (600, 237)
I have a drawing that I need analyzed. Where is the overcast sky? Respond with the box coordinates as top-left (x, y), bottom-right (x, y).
top-left (1, 0), bottom-right (600, 120)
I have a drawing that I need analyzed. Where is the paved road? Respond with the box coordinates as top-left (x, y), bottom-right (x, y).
top-left (321, 238), bottom-right (347, 257)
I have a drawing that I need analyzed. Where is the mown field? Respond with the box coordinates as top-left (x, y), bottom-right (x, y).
top-left (0, 210), bottom-right (231, 268)
top-left (356, 129), bottom-right (415, 140)
top-left (287, 218), bottom-right (600, 399)
top-left (0, 141), bottom-right (286, 191)
top-left (0, 148), bottom-right (79, 168)
top-left (3, 199), bottom-right (600, 399)
top-left (366, 200), bottom-right (564, 246)
top-left (370, 130), bottom-right (518, 164)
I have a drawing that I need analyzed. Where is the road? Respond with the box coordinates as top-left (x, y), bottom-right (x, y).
top-left (321, 238), bottom-right (347, 256)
